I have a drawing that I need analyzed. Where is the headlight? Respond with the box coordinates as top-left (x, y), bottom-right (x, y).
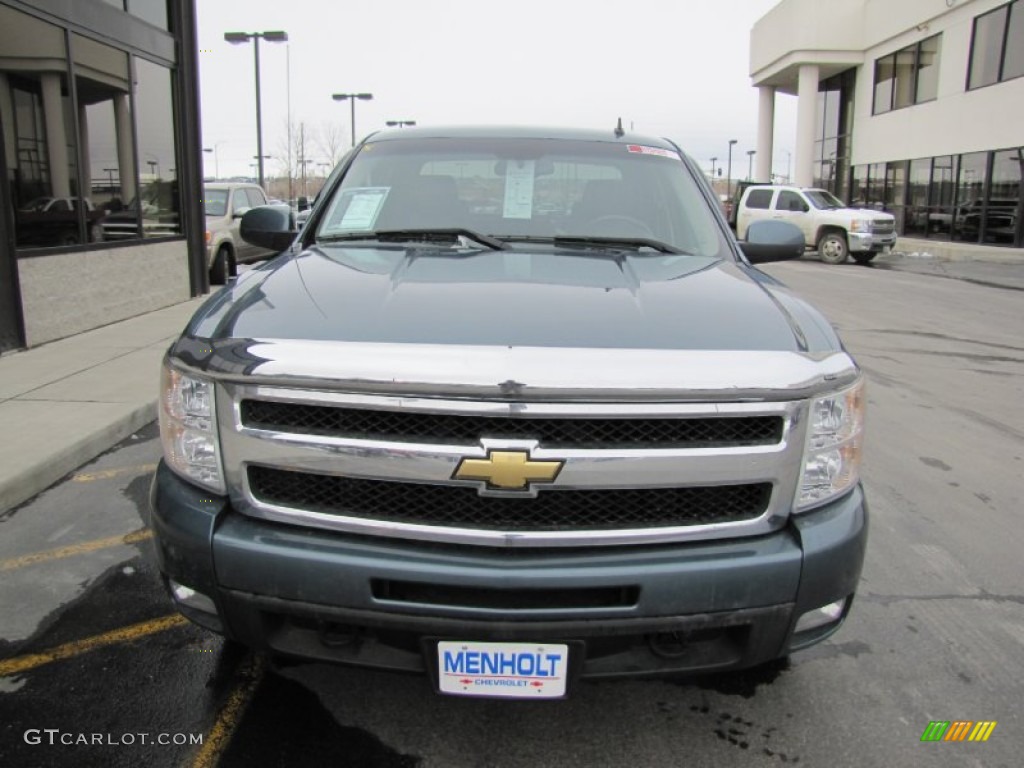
top-left (159, 362), bottom-right (225, 493)
top-left (849, 219), bottom-right (871, 233)
top-left (796, 379), bottom-right (865, 511)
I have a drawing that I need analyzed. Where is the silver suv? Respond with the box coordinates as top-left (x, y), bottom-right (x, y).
top-left (203, 182), bottom-right (276, 283)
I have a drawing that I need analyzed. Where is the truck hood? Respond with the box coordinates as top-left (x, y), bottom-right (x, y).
top-left (189, 244), bottom-right (841, 353)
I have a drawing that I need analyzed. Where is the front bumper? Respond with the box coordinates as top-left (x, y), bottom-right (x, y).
top-left (848, 231), bottom-right (897, 253)
top-left (150, 462), bottom-right (868, 680)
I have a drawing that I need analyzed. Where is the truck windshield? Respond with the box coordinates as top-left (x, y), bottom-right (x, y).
top-left (805, 190), bottom-right (846, 210)
top-left (315, 136), bottom-right (727, 258)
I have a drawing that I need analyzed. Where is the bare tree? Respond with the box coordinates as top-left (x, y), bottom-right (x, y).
top-left (317, 121), bottom-right (348, 168)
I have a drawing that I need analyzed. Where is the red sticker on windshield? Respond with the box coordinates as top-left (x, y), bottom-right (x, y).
top-left (626, 144), bottom-right (680, 160)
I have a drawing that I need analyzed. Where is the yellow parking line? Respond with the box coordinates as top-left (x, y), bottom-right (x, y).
top-left (0, 614), bottom-right (189, 676)
top-left (0, 529), bottom-right (154, 572)
top-left (190, 654), bottom-right (265, 768)
top-left (72, 463), bottom-right (158, 483)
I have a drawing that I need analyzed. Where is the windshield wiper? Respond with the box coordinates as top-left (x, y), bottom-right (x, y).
top-left (497, 234), bottom-right (684, 256)
top-left (317, 228), bottom-right (507, 251)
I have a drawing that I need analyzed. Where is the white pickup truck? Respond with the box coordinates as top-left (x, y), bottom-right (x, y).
top-left (736, 185), bottom-right (896, 265)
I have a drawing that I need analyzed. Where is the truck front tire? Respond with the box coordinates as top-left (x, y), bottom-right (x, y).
top-left (817, 232), bottom-right (848, 265)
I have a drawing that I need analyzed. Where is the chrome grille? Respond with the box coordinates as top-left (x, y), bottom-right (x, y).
top-left (218, 383), bottom-right (809, 547)
top-left (240, 399), bottom-right (784, 447)
top-left (248, 465), bottom-right (772, 530)
top-left (871, 220), bottom-right (895, 235)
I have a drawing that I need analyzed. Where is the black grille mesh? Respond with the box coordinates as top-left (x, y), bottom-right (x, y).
top-left (248, 466), bottom-right (772, 531)
top-left (240, 400), bottom-right (783, 448)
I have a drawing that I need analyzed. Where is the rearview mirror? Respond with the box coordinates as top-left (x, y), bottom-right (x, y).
top-left (739, 220), bottom-right (804, 263)
top-left (240, 204), bottom-right (296, 251)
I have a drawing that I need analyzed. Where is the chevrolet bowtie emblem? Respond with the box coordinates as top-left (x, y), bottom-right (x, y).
top-left (453, 450), bottom-right (563, 490)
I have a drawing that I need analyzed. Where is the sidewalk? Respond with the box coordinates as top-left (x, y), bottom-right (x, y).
top-left (0, 296), bottom-right (208, 513)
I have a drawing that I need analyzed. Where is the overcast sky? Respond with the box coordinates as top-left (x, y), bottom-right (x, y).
top-left (195, 0), bottom-right (795, 180)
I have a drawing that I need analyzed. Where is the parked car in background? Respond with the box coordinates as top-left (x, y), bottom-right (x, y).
top-left (736, 184), bottom-right (897, 264)
top-left (204, 182), bottom-right (279, 283)
top-left (16, 196), bottom-right (105, 247)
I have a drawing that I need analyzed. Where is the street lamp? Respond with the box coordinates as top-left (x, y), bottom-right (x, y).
top-left (386, 120), bottom-right (416, 128)
top-left (225, 30), bottom-right (288, 190)
top-left (202, 145), bottom-right (221, 179)
top-left (746, 149), bottom-right (756, 181)
top-left (710, 157), bottom-right (718, 179)
top-left (726, 139), bottom-right (738, 199)
top-left (146, 159), bottom-right (159, 178)
top-left (332, 92), bottom-right (374, 147)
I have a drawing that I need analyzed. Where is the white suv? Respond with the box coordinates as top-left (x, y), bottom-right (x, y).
top-left (203, 182), bottom-right (276, 283)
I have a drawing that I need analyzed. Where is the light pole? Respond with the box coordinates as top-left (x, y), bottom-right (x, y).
top-left (710, 157), bottom-right (717, 180)
top-left (332, 92), bottom-right (374, 147)
top-left (225, 30), bottom-right (288, 190)
top-left (726, 139), bottom-right (738, 199)
top-left (202, 145), bottom-right (221, 179)
top-left (746, 149), bottom-right (756, 181)
top-left (146, 159), bottom-right (159, 178)
top-left (385, 120), bottom-right (416, 128)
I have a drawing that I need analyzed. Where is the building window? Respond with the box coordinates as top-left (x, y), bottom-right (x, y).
top-left (0, 5), bottom-right (80, 249)
top-left (133, 58), bottom-right (181, 238)
top-left (73, 34), bottom-right (134, 245)
top-left (813, 69), bottom-right (854, 196)
top-left (873, 34), bottom-right (942, 113)
top-left (983, 149), bottom-right (1021, 244)
top-left (968, 1), bottom-right (1024, 89)
top-left (127, 0), bottom-right (168, 31)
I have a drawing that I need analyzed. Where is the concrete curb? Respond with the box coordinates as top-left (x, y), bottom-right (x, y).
top-left (0, 402), bottom-right (157, 515)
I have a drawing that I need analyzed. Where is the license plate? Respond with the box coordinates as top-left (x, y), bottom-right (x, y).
top-left (437, 641), bottom-right (569, 698)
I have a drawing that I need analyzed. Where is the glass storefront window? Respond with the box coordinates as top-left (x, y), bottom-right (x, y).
top-left (851, 165), bottom-right (868, 207)
top-left (72, 34), bottom-right (135, 244)
top-left (0, 5), bottom-right (83, 249)
top-left (928, 156), bottom-right (957, 239)
top-left (986, 149), bottom-right (1022, 244)
top-left (886, 161), bottom-right (907, 234)
top-left (955, 152), bottom-right (989, 242)
top-left (905, 158), bottom-right (931, 237)
top-left (133, 58), bottom-right (180, 238)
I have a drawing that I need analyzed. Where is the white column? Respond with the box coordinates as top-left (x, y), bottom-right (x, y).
top-left (113, 93), bottom-right (135, 204)
top-left (755, 86), bottom-right (775, 182)
top-left (794, 64), bottom-right (819, 188)
top-left (41, 73), bottom-right (71, 198)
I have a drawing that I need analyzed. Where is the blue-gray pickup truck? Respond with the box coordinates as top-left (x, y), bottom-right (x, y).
top-left (150, 126), bottom-right (867, 699)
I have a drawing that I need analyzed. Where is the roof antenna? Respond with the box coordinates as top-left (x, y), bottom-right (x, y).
top-left (614, 117), bottom-right (624, 138)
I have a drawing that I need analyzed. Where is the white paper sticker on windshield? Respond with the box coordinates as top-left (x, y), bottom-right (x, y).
top-left (333, 187), bottom-right (390, 230)
top-left (626, 144), bottom-right (681, 160)
top-left (502, 160), bottom-right (535, 219)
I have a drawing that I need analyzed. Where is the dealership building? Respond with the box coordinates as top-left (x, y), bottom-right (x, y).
top-left (0, 0), bottom-right (204, 354)
top-left (750, 0), bottom-right (1023, 248)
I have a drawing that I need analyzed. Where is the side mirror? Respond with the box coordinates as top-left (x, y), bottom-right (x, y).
top-left (739, 220), bottom-right (804, 264)
top-left (240, 204), bottom-right (296, 251)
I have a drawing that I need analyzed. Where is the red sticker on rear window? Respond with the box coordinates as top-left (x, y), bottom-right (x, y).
top-left (626, 144), bottom-right (680, 160)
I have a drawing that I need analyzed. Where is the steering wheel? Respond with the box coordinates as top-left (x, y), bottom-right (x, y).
top-left (584, 215), bottom-right (656, 239)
